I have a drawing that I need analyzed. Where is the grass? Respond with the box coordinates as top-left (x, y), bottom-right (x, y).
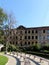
top-left (0, 55), bottom-right (8, 65)
top-left (0, 52), bottom-right (4, 54)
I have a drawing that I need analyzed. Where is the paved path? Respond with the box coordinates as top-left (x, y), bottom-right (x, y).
top-left (0, 53), bottom-right (17, 65)
top-left (5, 55), bottom-right (17, 65)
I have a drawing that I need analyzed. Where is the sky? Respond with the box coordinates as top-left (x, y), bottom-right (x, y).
top-left (0, 0), bottom-right (49, 27)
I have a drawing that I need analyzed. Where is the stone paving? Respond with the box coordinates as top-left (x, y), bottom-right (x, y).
top-left (5, 55), bottom-right (16, 65)
top-left (1, 52), bottom-right (49, 65)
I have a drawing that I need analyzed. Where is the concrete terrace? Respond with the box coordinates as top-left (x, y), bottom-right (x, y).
top-left (4, 52), bottom-right (49, 65)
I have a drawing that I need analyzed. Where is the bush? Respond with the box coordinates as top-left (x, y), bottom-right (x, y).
top-left (26, 51), bottom-right (49, 59)
top-left (7, 44), bottom-right (19, 51)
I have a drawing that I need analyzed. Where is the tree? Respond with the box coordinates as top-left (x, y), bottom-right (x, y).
top-left (8, 13), bottom-right (17, 29)
top-left (7, 44), bottom-right (18, 51)
top-left (32, 43), bottom-right (41, 51)
top-left (0, 8), bottom-right (17, 52)
top-left (4, 13), bottom-right (17, 52)
top-left (0, 8), bottom-right (7, 27)
top-left (0, 8), bottom-right (8, 44)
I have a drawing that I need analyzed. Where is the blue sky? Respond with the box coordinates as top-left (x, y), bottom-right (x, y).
top-left (0, 0), bottom-right (49, 27)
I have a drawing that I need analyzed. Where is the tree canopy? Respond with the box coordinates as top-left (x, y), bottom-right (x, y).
top-left (0, 8), bottom-right (8, 25)
top-left (0, 8), bottom-right (8, 44)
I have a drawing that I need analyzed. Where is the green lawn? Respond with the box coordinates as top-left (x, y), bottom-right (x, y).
top-left (0, 55), bottom-right (8, 65)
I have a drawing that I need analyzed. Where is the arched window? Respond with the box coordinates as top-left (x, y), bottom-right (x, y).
top-left (25, 42), bottom-right (27, 45)
top-left (28, 42), bottom-right (30, 45)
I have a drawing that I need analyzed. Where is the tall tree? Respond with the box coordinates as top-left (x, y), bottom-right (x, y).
top-left (4, 13), bottom-right (17, 52)
top-left (0, 8), bottom-right (8, 44)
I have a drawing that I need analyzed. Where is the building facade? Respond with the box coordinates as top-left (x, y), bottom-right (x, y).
top-left (9, 25), bottom-right (49, 47)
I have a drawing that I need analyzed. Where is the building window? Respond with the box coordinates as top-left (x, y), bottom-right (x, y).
top-left (28, 42), bottom-right (30, 45)
top-left (25, 42), bottom-right (27, 45)
top-left (13, 41), bottom-right (14, 44)
top-left (39, 35), bottom-right (42, 40)
top-left (35, 30), bottom-right (38, 33)
top-left (25, 36), bottom-right (27, 39)
top-left (47, 30), bottom-right (49, 33)
top-left (43, 36), bottom-right (45, 40)
top-left (16, 36), bottom-right (18, 39)
top-left (35, 41), bottom-right (37, 44)
top-left (20, 31), bottom-right (22, 34)
top-left (35, 36), bottom-right (38, 39)
top-left (32, 42), bottom-right (34, 44)
top-left (28, 36), bottom-right (30, 39)
top-left (47, 35), bottom-right (49, 39)
top-left (32, 30), bottom-right (34, 33)
top-left (28, 30), bottom-right (30, 33)
top-left (20, 36), bottom-right (22, 40)
top-left (20, 42), bottom-right (22, 46)
top-left (25, 30), bottom-right (27, 34)
top-left (32, 36), bottom-right (34, 39)
top-left (16, 42), bottom-right (17, 45)
top-left (43, 30), bottom-right (45, 33)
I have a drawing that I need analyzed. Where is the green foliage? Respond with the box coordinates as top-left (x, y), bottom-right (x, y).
top-left (0, 8), bottom-right (8, 24)
top-left (7, 44), bottom-right (19, 51)
top-left (19, 43), bottom-right (49, 52)
top-left (31, 43), bottom-right (41, 51)
top-left (0, 8), bottom-right (8, 44)
top-left (26, 51), bottom-right (49, 59)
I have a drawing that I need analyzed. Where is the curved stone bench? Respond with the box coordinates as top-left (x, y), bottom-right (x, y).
top-left (6, 52), bottom-right (49, 65)
top-left (5, 54), bottom-right (21, 65)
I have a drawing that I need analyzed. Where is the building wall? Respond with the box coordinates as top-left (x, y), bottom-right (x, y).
top-left (9, 26), bottom-right (49, 47)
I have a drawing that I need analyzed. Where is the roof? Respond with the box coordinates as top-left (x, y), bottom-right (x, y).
top-left (16, 25), bottom-right (49, 30)
top-left (17, 25), bottom-right (26, 29)
top-left (4, 25), bottom-right (49, 31)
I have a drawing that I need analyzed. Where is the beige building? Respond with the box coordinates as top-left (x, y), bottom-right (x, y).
top-left (9, 25), bottom-right (49, 47)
